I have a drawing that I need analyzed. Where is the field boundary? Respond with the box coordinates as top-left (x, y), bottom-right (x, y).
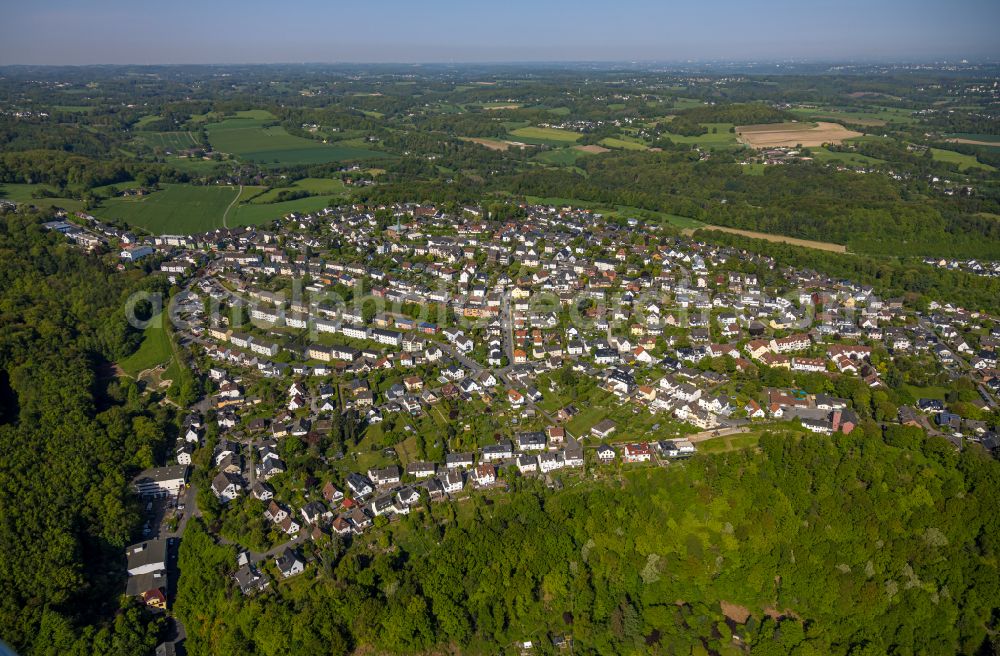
top-left (688, 225), bottom-right (847, 253)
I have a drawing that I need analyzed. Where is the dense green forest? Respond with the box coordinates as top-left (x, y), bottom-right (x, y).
top-left (664, 103), bottom-right (791, 136)
top-left (176, 429), bottom-right (1000, 655)
top-left (502, 153), bottom-right (1000, 260)
top-left (693, 229), bottom-right (1000, 314)
top-left (0, 209), bottom-right (175, 655)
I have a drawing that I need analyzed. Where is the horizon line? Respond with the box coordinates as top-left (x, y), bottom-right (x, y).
top-left (2, 58), bottom-right (999, 68)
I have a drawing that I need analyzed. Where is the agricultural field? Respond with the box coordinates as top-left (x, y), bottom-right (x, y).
top-left (206, 114), bottom-right (387, 166)
top-left (90, 183), bottom-right (245, 234)
top-left (245, 177), bottom-right (347, 203)
top-left (658, 122), bottom-right (740, 149)
top-left (944, 133), bottom-right (1000, 148)
top-left (165, 156), bottom-right (226, 174)
top-left (598, 136), bottom-right (649, 151)
top-left (788, 105), bottom-right (916, 126)
top-left (131, 131), bottom-right (200, 151)
top-left (508, 126), bottom-right (581, 145)
top-left (574, 144), bottom-right (610, 154)
top-left (736, 121), bottom-right (863, 148)
top-left (930, 147), bottom-right (996, 172)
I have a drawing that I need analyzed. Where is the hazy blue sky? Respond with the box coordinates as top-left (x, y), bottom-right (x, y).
top-left (2, 0), bottom-right (998, 65)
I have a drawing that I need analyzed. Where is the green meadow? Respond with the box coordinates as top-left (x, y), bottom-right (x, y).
top-left (930, 147), bottom-right (996, 172)
top-left (810, 148), bottom-right (885, 167)
top-left (206, 114), bottom-right (387, 166)
top-left (532, 148), bottom-right (588, 166)
top-left (91, 183), bottom-right (243, 234)
top-left (508, 126), bottom-right (581, 145)
top-left (246, 177), bottom-right (347, 203)
top-left (0, 183), bottom-right (86, 212)
top-left (118, 312), bottom-right (173, 378)
top-left (659, 122), bottom-right (740, 149)
top-left (131, 131), bottom-right (200, 151)
top-left (598, 136), bottom-right (649, 151)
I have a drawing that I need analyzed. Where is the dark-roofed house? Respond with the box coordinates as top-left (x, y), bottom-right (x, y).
top-left (275, 548), bottom-right (305, 578)
top-left (126, 540), bottom-right (167, 575)
top-left (233, 564), bottom-right (269, 595)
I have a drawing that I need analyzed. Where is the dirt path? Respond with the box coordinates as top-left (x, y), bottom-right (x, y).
top-left (946, 138), bottom-right (1000, 147)
top-left (222, 184), bottom-right (242, 228)
top-left (684, 225), bottom-right (847, 253)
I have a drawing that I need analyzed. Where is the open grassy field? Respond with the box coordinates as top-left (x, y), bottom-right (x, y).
top-left (131, 131), bottom-right (199, 151)
top-left (0, 183), bottom-right (86, 212)
top-left (599, 136), bottom-right (649, 151)
top-left (533, 148), bottom-right (587, 166)
top-left (118, 312), bottom-right (173, 378)
top-left (207, 115), bottom-right (387, 166)
top-left (165, 156), bottom-right (226, 174)
top-left (930, 147), bottom-right (997, 172)
top-left (659, 122), bottom-right (740, 149)
top-left (91, 183), bottom-right (243, 234)
top-left (246, 177), bottom-right (347, 203)
top-left (737, 122), bottom-right (863, 148)
top-left (810, 147), bottom-right (885, 167)
top-left (508, 126), bottom-right (581, 145)
top-left (134, 115), bottom-right (162, 129)
top-left (788, 106), bottom-right (916, 126)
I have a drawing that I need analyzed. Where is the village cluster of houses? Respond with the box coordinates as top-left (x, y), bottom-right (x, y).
top-left (139, 201), bottom-right (996, 450)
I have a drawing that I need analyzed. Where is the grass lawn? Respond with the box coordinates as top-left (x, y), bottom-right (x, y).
top-left (930, 148), bottom-right (996, 172)
top-left (91, 183), bottom-right (241, 234)
top-left (118, 312), bottom-right (173, 377)
top-left (566, 404), bottom-right (610, 437)
top-left (508, 126), bottom-right (581, 145)
top-left (903, 384), bottom-right (949, 401)
top-left (207, 115), bottom-right (388, 166)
